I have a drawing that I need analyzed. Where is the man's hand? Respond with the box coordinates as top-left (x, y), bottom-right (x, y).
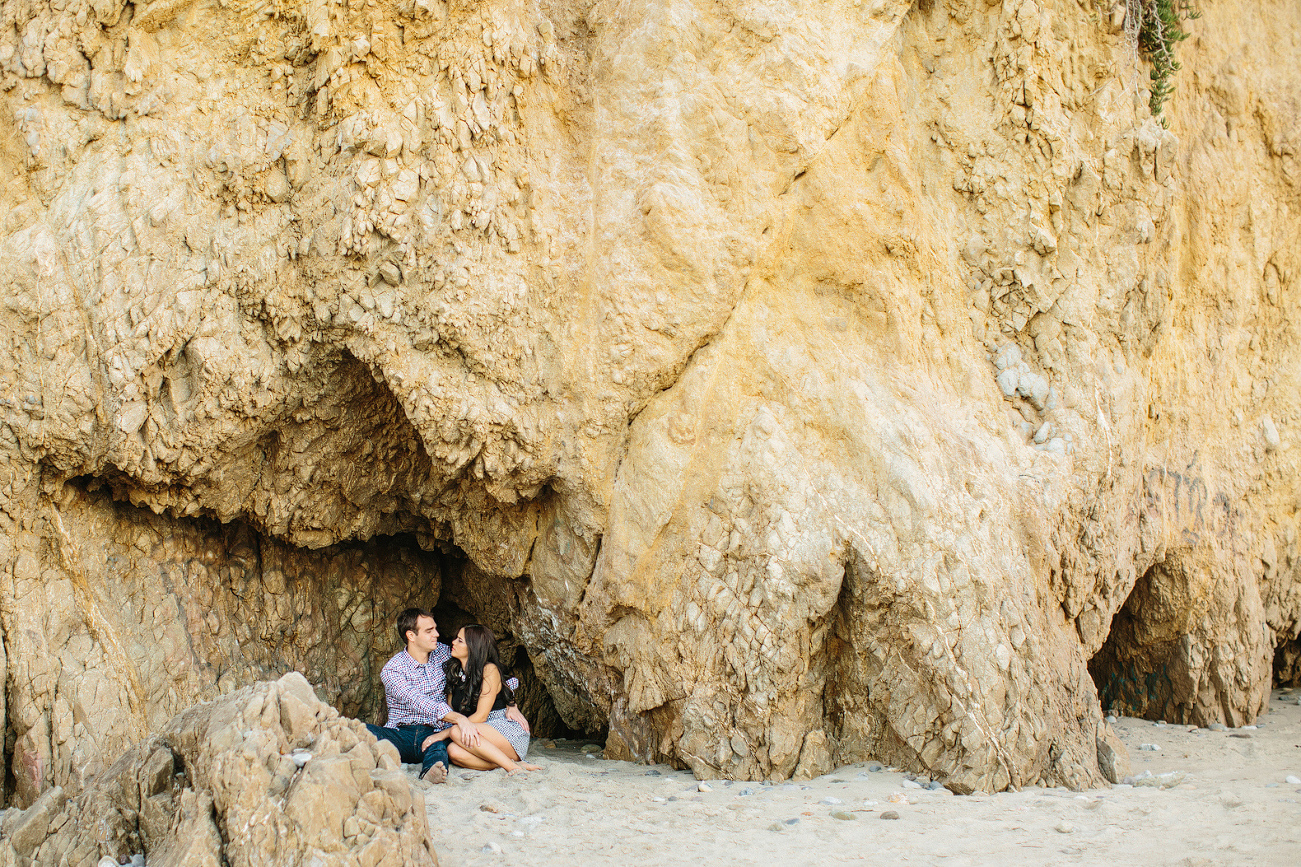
top-left (456, 718), bottom-right (481, 747)
top-left (504, 704), bottom-right (530, 733)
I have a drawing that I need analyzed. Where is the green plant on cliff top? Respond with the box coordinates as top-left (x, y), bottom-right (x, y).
top-left (1135, 0), bottom-right (1200, 123)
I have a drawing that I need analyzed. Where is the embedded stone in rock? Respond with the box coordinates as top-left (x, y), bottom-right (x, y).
top-left (0, 673), bottom-right (437, 866)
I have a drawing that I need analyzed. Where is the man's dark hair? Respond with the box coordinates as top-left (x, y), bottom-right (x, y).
top-left (396, 607), bottom-right (435, 647)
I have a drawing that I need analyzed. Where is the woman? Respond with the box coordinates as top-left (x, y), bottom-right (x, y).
top-left (429, 624), bottom-right (540, 774)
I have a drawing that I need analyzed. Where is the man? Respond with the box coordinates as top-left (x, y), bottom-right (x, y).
top-left (366, 607), bottom-right (528, 783)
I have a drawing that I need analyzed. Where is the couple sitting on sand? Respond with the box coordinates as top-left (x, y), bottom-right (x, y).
top-left (366, 608), bottom-right (541, 782)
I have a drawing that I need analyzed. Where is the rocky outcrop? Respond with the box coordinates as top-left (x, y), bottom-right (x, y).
top-left (0, 673), bottom-right (436, 866)
top-left (1, 0), bottom-right (1299, 802)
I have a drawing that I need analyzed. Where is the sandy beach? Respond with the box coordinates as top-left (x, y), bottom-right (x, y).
top-left (416, 689), bottom-right (1301, 866)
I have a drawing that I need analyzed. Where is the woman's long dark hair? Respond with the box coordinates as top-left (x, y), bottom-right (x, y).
top-left (443, 624), bottom-right (515, 714)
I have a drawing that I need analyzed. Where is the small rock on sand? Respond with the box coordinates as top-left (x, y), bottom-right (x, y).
top-left (881, 811), bottom-right (900, 820)
top-left (1132, 771), bottom-right (1186, 789)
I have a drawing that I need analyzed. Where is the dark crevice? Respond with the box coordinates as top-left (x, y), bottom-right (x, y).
top-left (1275, 635), bottom-right (1301, 688)
top-left (2, 618), bottom-right (14, 807)
top-left (820, 571), bottom-right (855, 750)
top-left (433, 551), bottom-right (588, 740)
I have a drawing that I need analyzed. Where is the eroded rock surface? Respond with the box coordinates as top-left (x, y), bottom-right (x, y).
top-left (0, 672), bottom-right (436, 866)
top-left (1, 0), bottom-right (1299, 801)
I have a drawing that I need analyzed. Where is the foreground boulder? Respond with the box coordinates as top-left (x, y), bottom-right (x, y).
top-left (0, 673), bottom-right (436, 867)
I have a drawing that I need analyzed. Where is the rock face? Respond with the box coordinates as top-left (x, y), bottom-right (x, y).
top-left (1, 0), bottom-right (1299, 802)
top-left (0, 672), bottom-right (436, 866)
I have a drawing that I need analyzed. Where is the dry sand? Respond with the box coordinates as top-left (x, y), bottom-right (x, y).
top-left (414, 689), bottom-right (1301, 866)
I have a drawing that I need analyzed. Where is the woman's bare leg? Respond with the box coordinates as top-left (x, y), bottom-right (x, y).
top-left (478, 725), bottom-right (542, 772)
top-left (479, 726), bottom-right (541, 771)
top-left (450, 725), bottom-right (522, 772)
top-left (476, 725), bottom-right (519, 760)
top-left (448, 742), bottom-right (494, 770)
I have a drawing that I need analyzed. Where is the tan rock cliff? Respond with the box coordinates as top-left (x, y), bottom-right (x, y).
top-left (0, 0), bottom-right (1298, 807)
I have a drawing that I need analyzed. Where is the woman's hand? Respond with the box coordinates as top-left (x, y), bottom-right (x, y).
top-left (504, 705), bottom-right (530, 733)
top-left (456, 718), bottom-right (481, 747)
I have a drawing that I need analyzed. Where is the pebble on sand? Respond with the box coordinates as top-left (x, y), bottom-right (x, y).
top-left (1056, 821), bottom-right (1074, 834)
top-left (831, 810), bottom-right (858, 821)
top-left (1285, 775), bottom-right (1301, 785)
top-left (698, 782), bottom-right (712, 792)
top-left (881, 811), bottom-right (900, 820)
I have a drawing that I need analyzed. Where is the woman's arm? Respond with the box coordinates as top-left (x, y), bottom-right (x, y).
top-left (467, 663), bottom-right (502, 723)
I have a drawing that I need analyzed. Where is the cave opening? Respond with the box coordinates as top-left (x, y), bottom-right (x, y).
top-left (1088, 559), bottom-right (1193, 723)
top-left (68, 473), bottom-right (582, 737)
top-left (1, 474), bottom-right (585, 807)
top-left (1274, 636), bottom-right (1301, 688)
top-left (2, 344), bottom-right (602, 805)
